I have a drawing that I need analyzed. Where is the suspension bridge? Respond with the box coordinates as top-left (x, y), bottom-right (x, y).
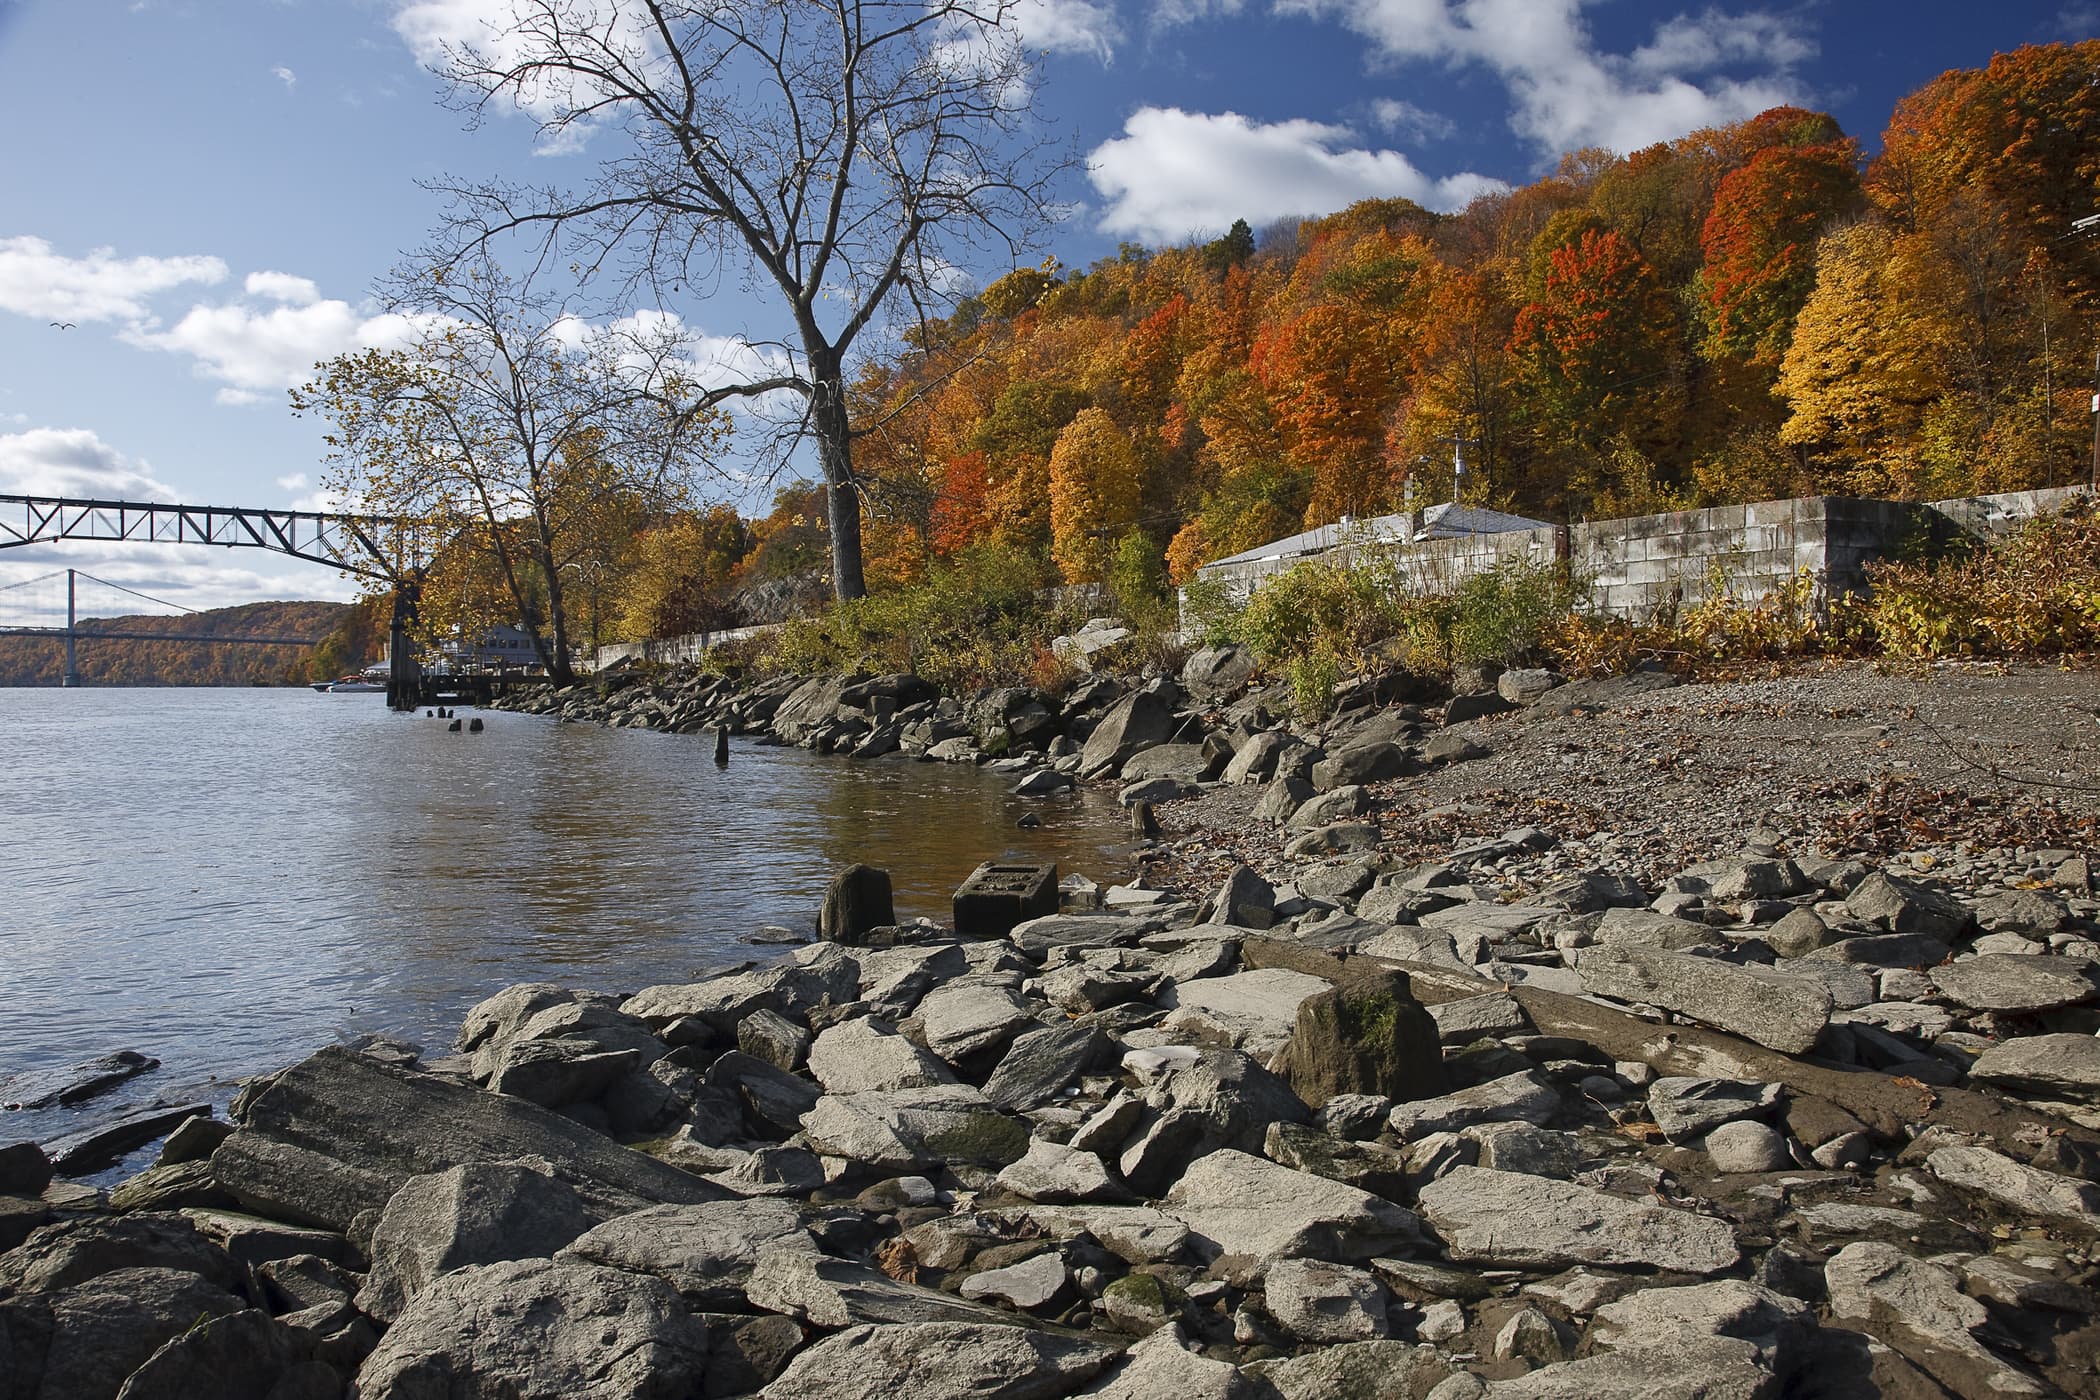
top-left (0, 493), bottom-right (432, 707)
top-left (0, 569), bottom-right (333, 685)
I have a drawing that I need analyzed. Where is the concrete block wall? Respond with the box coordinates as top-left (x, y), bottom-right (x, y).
top-left (1189, 486), bottom-right (2094, 625)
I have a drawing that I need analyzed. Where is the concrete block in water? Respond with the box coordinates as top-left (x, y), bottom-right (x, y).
top-left (954, 862), bottom-right (1059, 939)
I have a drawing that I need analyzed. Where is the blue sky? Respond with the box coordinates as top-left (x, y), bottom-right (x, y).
top-left (0, 0), bottom-right (2091, 613)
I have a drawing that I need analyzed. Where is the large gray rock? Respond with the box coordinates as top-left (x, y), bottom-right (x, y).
top-left (1929, 955), bottom-right (2100, 1013)
top-left (1117, 1051), bottom-right (1310, 1196)
top-left (1255, 775), bottom-right (1315, 824)
top-left (1578, 947), bottom-right (1832, 1055)
top-left (807, 1020), bottom-right (956, 1094)
top-left (982, 1025), bottom-right (1113, 1111)
top-left (995, 1140), bottom-right (1129, 1204)
top-left (1163, 1149), bottom-right (1420, 1263)
top-left (802, 1086), bottom-right (1029, 1172)
top-left (1223, 732), bottom-right (1289, 785)
top-left (1076, 1325), bottom-right (1250, 1400)
top-left (916, 984), bottom-right (1042, 1066)
top-left (1262, 1258), bottom-right (1389, 1343)
top-left (458, 983), bottom-right (576, 1054)
top-left (354, 1257), bottom-right (711, 1400)
top-left (1287, 785), bottom-right (1370, 831)
top-left (1645, 1078), bottom-right (1783, 1144)
top-left (2, 1266), bottom-right (247, 1400)
top-left (1080, 691), bottom-right (1175, 780)
top-left (486, 1038), bottom-right (642, 1107)
top-left (746, 1245), bottom-right (1035, 1329)
top-left (1925, 1144), bottom-right (2100, 1227)
top-left (758, 1321), bottom-right (1117, 1400)
top-left (1844, 872), bottom-right (1974, 939)
top-left (558, 1199), bottom-right (808, 1308)
top-left (1593, 908), bottom-right (1725, 951)
top-left (357, 1162), bottom-right (601, 1324)
top-left (1311, 743), bottom-right (1410, 792)
top-left (959, 1251), bottom-right (1069, 1312)
top-left (111, 1306), bottom-right (333, 1400)
top-left (0, 1049), bottom-right (158, 1111)
top-left (1825, 1241), bottom-right (2045, 1397)
top-left (1280, 970), bottom-right (1445, 1110)
top-left (1968, 1034), bottom-right (2100, 1104)
top-left (1249, 1341), bottom-right (1449, 1400)
top-left (1417, 1167), bottom-right (1740, 1272)
top-left (1386, 1070), bottom-right (1559, 1143)
top-left (209, 1047), bottom-right (724, 1235)
top-left (1182, 645), bottom-right (1256, 699)
top-left (0, 1210), bottom-right (250, 1297)
top-left (1161, 968), bottom-right (1332, 1054)
top-left (1205, 865), bottom-right (1276, 929)
top-left (1493, 1281), bottom-right (1814, 1400)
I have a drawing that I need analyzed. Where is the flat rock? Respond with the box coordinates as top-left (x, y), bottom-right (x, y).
top-left (209, 1046), bottom-right (723, 1235)
top-left (1014, 1204), bottom-right (1191, 1264)
top-left (111, 1305), bottom-right (329, 1400)
top-left (1076, 1325), bottom-right (1248, 1400)
top-left (353, 1256), bottom-right (712, 1400)
top-left (1263, 1258), bottom-right (1389, 1343)
top-left (0, 1209), bottom-right (249, 1296)
top-left (1593, 908), bottom-right (1724, 951)
top-left (746, 1244), bottom-right (1032, 1329)
top-left (807, 1019), bottom-right (956, 1094)
top-left (1646, 1077), bottom-right (1782, 1143)
top-left (1926, 1144), bottom-right (2100, 1227)
top-left (959, 1250), bottom-right (1068, 1312)
top-left (802, 1085), bottom-right (1029, 1172)
top-left (1825, 1241), bottom-right (2044, 1396)
top-left (758, 1321), bottom-right (1117, 1400)
top-left (558, 1199), bottom-right (808, 1309)
top-left (982, 1024), bottom-right (1113, 1111)
top-left (1929, 955), bottom-right (2100, 1013)
top-left (995, 1140), bottom-right (1132, 1204)
top-left (0, 1049), bottom-right (158, 1110)
top-left (914, 985), bottom-right (1042, 1065)
top-left (1387, 1070), bottom-right (1559, 1142)
top-left (44, 1102), bottom-right (211, 1176)
top-left (1968, 1034), bottom-right (2100, 1104)
top-left (1417, 1166), bottom-right (1740, 1272)
top-left (1163, 1149), bottom-right (1420, 1263)
top-left (1248, 1340), bottom-right (1449, 1400)
top-left (1578, 946), bottom-right (1831, 1055)
top-left (357, 1161), bottom-right (601, 1324)
top-left (1844, 872), bottom-right (1974, 939)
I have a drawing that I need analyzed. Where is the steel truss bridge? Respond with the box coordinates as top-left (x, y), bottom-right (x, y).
top-left (0, 494), bottom-right (430, 706)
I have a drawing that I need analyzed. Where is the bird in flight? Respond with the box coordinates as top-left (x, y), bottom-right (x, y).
top-left (49, 321), bottom-right (74, 330)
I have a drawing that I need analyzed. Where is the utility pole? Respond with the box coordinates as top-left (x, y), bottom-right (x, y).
top-left (62, 568), bottom-right (79, 688)
top-left (2091, 346), bottom-right (2098, 493)
top-left (1437, 435), bottom-right (1480, 507)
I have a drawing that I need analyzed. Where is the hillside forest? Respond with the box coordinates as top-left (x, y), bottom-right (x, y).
top-left (588, 40), bottom-right (2099, 635)
top-left (0, 601), bottom-right (358, 687)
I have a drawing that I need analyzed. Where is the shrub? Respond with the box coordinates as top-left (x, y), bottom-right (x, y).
top-left (1866, 503), bottom-right (2100, 658)
top-left (1390, 559), bottom-right (1581, 675)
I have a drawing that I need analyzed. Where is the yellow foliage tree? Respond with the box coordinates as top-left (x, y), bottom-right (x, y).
top-left (1048, 408), bottom-right (1141, 583)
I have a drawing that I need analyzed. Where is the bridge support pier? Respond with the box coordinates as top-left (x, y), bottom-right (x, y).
top-left (61, 568), bottom-right (79, 687)
top-left (386, 578), bottom-right (423, 712)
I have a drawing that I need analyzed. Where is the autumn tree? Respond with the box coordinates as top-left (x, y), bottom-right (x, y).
top-left (293, 259), bottom-right (724, 683)
top-left (1048, 408), bottom-right (1141, 583)
top-left (425, 0), bottom-right (1070, 603)
top-left (1698, 140), bottom-right (1863, 368)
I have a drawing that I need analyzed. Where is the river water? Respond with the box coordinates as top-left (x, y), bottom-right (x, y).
top-left (0, 687), bottom-right (1131, 1162)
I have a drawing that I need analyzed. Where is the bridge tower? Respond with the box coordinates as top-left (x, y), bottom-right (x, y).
top-left (385, 575), bottom-right (424, 712)
top-left (61, 569), bottom-right (79, 688)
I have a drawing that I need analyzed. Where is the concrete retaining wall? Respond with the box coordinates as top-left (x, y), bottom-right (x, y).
top-left (1190, 486), bottom-right (2093, 623)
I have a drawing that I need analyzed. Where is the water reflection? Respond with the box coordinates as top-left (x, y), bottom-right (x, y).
top-left (0, 688), bottom-right (1131, 1151)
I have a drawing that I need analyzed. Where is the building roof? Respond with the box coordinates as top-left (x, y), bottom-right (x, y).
top-left (1201, 502), bottom-right (1552, 571)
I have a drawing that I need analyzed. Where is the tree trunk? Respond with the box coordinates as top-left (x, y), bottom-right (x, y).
top-left (537, 535), bottom-right (577, 686)
top-left (810, 360), bottom-right (866, 602)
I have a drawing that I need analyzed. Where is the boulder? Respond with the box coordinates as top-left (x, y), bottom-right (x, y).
top-left (747, 1244), bottom-right (1033, 1328)
top-left (707, 1051), bottom-right (823, 1137)
top-left (1645, 1078), bottom-right (1783, 1143)
top-left (1928, 955), bottom-right (2100, 1013)
top-left (994, 1140), bottom-right (1131, 1204)
top-left (1593, 908), bottom-right (1725, 951)
top-left (821, 865), bottom-right (896, 944)
top-left (1254, 775), bottom-right (1316, 825)
top-left (1076, 1325), bottom-right (1249, 1400)
top-left (1263, 1258), bottom-right (1390, 1343)
top-left (1416, 1167), bottom-right (1739, 1272)
top-left (1310, 743), bottom-right (1411, 792)
top-left (915, 985), bottom-right (1043, 1066)
top-left (1247, 1341), bottom-right (1449, 1400)
top-left (959, 1251), bottom-right (1069, 1312)
top-left (487, 1038), bottom-right (642, 1107)
top-left (1386, 1070), bottom-right (1560, 1143)
top-left (111, 1305), bottom-right (334, 1400)
top-left (1281, 970), bottom-right (1446, 1110)
top-left (1578, 946), bottom-right (1831, 1055)
top-left (1163, 1149), bottom-right (1420, 1263)
top-left (558, 1199), bottom-right (810, 1309)
top-left (356, 1162), bottom-right (602, 1324)
top-left (209, 1047), bottom-right (724, 1235)
top-left (1825, 1241), bottom-right (2044, 1397)
top-left (1968, 1034), bottom-right (2100, 1104)
top-left (3, 1266), bottom-right (246, 1400)
top-left (1223, 732), bottom-right (1288, 785)
top-left (1079, 692), bottom-right (1175, 780)
top-left (801, 1086), bottom-right (1030, 1172)
top-left (807, 1020), bottom-right (956, 1095)
top-left (1703, 1121), bottom-right (1791, 1173)
top-left (1120, 744), bottom-right (1208, 784)
top-left (1205, 865), bottom-right (1277, 930)
top-left (0, 1210), bottom-right (249, 1297)
top-left (1161, 968), bottom-right (1332, 1054)
top-left (982, 1024), bottom-right (1114, 1111)
top-left (0, 1140), bottom-right (54, 1196)
top-left (757, 1321), bottom-right (1117, 1400)
top-left (1117, 1051), bottom-right (1311, 1196)
top-left (1925, 1145), bottom-right (2100, 1227)
top-left (1182, 646), bottom-right (1256, 698)
top-left (354, 1257), bottom-right (712, 1400)
top-left (0, 1049), bottom-right (158, 1111)
top-left (1844, 872), bottom-right (1974, 939)
top-left (1286, 785), bottom-right (1370, 830)
top-left (1497, 668), bottom-right (1560, 704)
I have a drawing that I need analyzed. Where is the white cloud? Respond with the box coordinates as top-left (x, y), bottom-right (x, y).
top-left (1150, 0), bottom-right (1246, 27)
top-left (1010, 0), bottom-right (1120, 60)
top-left (0, 427), bottom-right (179, 501)
top-left (0, 237), bottom-right (227, 325)
top-left (1088, 107), bottom-right (1504, 243)
top-left (1265, 0), bottom-right (1812, 158)
top-left (245, 271), bottom-right (321, 305)
top-left (277, 472), bottom-right (309, 492)
top-left (1370, 96), bottom-right (1455, 143)
top-left (124, 301), bottom-right (433, 398)
top-left (271, 64), bottom-right (297, 89)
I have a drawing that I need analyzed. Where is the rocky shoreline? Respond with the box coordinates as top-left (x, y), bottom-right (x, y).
top-left (5, 652), bottom-right (2099, 1397)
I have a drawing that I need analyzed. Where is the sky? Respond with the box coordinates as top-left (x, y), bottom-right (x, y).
top-left (0, 0), bottom-right (2093, 616)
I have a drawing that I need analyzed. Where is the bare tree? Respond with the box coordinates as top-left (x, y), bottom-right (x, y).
top-left (421, 0), bottom-right (1070, 601)
top-left (294, 255), bottom-right (724, 684)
